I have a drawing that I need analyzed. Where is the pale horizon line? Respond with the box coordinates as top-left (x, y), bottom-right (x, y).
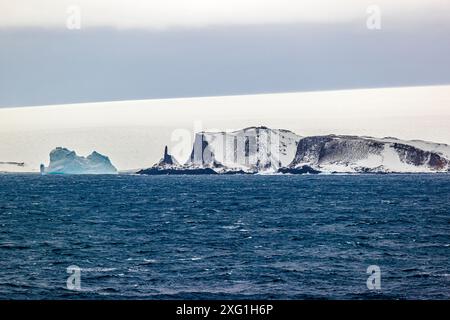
top-left (2, 83), bottom-right (450, 111)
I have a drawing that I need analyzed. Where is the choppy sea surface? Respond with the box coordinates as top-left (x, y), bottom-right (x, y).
top-left (0, 174), bottom-right (449, 300)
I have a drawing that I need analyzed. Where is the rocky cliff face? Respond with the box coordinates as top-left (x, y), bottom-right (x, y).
top-left (138, 127), bottom-right (450, 175)
top-left (137, 146), bottom-right (216, 175)
top-left (42, 147), bottom-right (117, 174)
top-left (155, 146), bottom-right (180, 168)
top-left (288, 135), bottom-right (450, 173)
top-left (186, 126), bottom-right (301, 173)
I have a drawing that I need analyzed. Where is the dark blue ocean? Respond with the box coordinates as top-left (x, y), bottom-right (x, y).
top-left (0, 174), bottom-right (449, 300)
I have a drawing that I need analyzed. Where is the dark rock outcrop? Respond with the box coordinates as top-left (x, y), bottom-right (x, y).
top-left (155, 145), bottom-right (179, 167)
top-left (290, 135), bottom-right (384, 167)
top-left (278, 165), bottom-right (321, 174)
top-left (137, 167), bottom-right (217, 175)
top-left (289, 135), bottom-right (449, 172)
top-left (391, 143), bottom-right (448, 170)
top-left (138, 146), bottom-right (217, 175)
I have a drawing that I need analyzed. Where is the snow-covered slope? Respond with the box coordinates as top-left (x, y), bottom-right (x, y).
top-left (142, 129), bottom-right (450, 174)
top-left (377, 137), bottom-right (450, 159)
top-left (42, 147), bottom-right (118, 174)
top-left (186, 126), bottom-right (301, 173)
top-left (289, 135), bottom-right (450, 173)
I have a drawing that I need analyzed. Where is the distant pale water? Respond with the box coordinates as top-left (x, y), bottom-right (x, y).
top-left (0, 174), bottom-right (449, 299)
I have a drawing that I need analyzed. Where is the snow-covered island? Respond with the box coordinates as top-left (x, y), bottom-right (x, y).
top-left (138, 126), bottom-right (450, 175)
top-left (41, 147), bottom-right (118, 175)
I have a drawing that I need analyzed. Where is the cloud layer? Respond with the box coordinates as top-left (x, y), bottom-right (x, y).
top-left (1, 0), bottom-right (448, 30)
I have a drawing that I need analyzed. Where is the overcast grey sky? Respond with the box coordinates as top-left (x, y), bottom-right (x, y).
top-left (1, 0), bottom-right (449, 107)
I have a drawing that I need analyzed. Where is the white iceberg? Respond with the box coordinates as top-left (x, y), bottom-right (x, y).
top-left (41, 147), bottom-right (117, 175)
